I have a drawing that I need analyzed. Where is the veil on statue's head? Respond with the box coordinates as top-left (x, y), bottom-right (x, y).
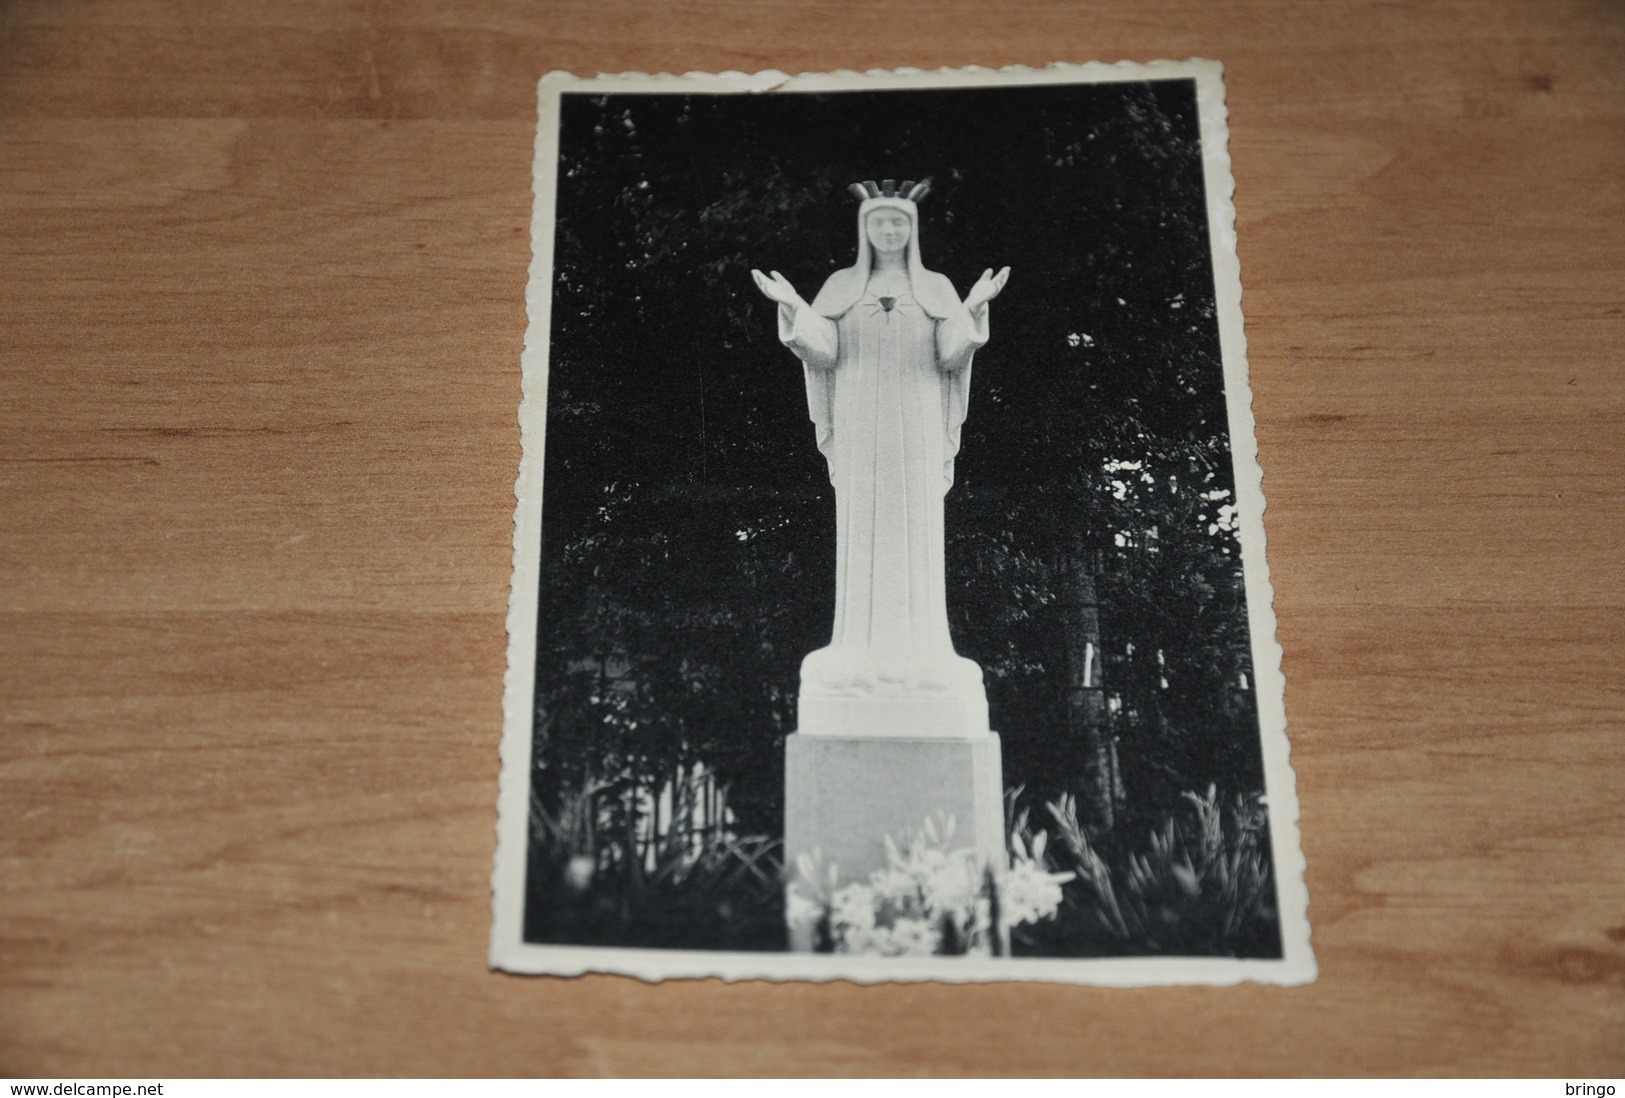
top-left (809, 179), bottom-right (965, 320)
top-left (851, 180), bottom-right (929, 291)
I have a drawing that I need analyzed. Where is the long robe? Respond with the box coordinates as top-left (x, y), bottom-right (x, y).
top-left (779, 275), bottom-right (989, 687)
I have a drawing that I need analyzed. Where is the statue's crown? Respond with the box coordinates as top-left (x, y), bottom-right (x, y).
top-left (849, 179), bottom-right (930, 203)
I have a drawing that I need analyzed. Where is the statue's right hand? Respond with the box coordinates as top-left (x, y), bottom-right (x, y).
top-left (751, 269), bottom-right (805, 311)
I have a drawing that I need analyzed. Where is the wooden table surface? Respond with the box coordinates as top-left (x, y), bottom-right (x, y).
top-left (3, 0), bottom-right (1622, 1079)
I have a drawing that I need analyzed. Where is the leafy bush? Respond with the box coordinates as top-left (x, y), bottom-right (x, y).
top-left (524, 775), bottom-right (786, 951)
top-left (1019, 785), bottom-right (1279, 957)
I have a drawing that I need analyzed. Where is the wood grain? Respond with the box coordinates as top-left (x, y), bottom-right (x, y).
top-left (2, 0), bottom-right (1621, 1078)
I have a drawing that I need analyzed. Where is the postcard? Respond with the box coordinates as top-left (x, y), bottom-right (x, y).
top-left (491, 61), bottom-right (1313, 985)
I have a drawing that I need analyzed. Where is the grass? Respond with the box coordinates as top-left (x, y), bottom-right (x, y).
top-left (524, 776), bottom-right (786, 951)
top-left (525, 774), bottom-right (1279, 958)
top-left (1011, 784), bottom-right (1281, 958)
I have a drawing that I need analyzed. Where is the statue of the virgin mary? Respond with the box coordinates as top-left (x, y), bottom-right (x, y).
top-left (752, 180), bottom-right (1009, 739)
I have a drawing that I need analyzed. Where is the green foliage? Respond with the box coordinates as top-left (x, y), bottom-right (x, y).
top-left (1020, 786), bottom-right (1278, 957)
top-left (525, 772), bottom-right (786, 952)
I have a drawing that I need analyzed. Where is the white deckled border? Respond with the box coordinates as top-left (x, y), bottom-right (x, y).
top-left (491, 60), bottom-right (1314, 986)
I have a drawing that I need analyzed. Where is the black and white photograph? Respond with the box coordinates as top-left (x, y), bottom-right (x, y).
top-left (491, 62), bottom-right (1312, 984)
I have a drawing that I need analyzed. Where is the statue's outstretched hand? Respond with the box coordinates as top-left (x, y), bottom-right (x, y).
top-left (963, 266), bottom-right (1011, 315)
top-left (751, 269), bottom-right (807, 312)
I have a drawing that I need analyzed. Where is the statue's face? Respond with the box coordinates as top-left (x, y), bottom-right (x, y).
top-left (865, 208), bottom-right (912, 256)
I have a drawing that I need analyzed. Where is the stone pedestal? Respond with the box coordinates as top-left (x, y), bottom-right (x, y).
top-left (784, 732), bottom-right (1005, 951)
top-left (798, 648), bottom-right (991, 739)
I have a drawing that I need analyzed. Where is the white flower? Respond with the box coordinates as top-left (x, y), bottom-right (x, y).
top-left (786, 889), bottom-right (821, 928)
top-left (831, 883), bottom-right (877, 933)
top-left (919, 857), bottom-right (976, 915)
top-left (563, 855), bottom-right (596, 893)
top-left (998, 856), bottom-right (1074, 928)
top-left (824, 815), bottom-right (1074, 956)
top-left (840, 925), bottom-right (879, 954)
top-left (868, 865), bottom-right (917, 905)
top-left (887, 916), bottom-right (939, 956)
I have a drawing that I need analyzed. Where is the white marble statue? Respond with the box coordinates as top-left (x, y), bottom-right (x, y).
top-left (752, 179), bottom-right (1010, 738)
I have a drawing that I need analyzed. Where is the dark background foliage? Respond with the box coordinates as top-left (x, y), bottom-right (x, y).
top-left (527, 79), bottom-right (1277, 954)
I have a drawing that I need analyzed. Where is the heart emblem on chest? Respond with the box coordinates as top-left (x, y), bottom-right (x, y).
top-left (878, 296), bottom-right (897, 312)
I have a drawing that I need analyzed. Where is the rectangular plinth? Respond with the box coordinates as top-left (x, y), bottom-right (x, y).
top-left (785, 732), bottom-right (1005, 920)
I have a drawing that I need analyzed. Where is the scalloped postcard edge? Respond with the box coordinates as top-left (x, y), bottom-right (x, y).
top-left (490, 59), bottom-right (1314, 987)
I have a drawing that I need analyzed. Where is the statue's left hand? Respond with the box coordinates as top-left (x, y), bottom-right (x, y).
top-left (963, 266), bottom-right (1011, 314)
